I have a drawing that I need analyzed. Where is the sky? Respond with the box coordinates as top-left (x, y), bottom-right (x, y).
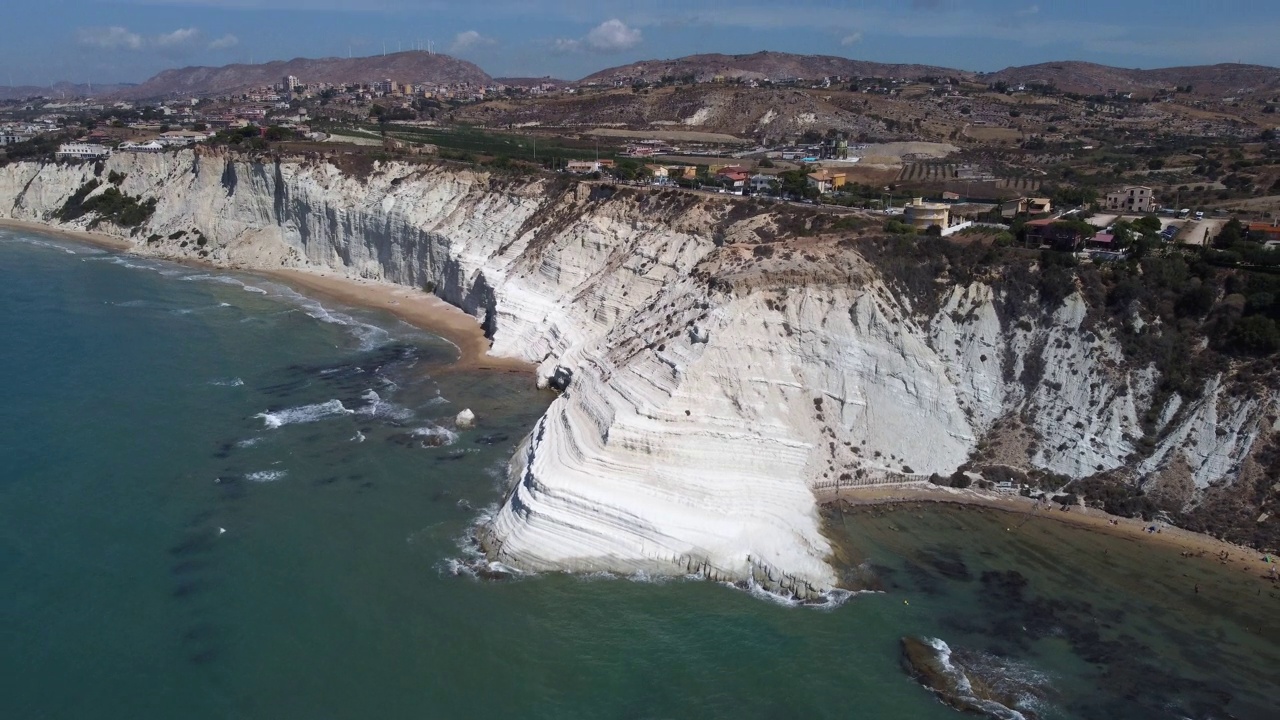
top-left (4, 0), bottom-right (1279, 87)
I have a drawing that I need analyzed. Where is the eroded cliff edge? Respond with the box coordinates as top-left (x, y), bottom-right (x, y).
top-left (2, 149), bottom-right (1275, 599)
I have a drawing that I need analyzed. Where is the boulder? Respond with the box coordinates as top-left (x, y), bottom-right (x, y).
top-left (547, 366), bottom-right (573, 393)
top-left (456, 408), bottom-right (476, 428)
top-left (900, 636), bottom-right (1038, 720)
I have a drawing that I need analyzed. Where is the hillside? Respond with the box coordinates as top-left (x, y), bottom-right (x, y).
top-left (985, 61), bottom-right (1280, 98)
top-left (112, 51), bottom-right (491, 100)
top-left (0, 82), bottom-right (135, 102)
top-left (578, 51), bottom-right (970, 85)
top-left (456, 84), bottom-right (892, 141)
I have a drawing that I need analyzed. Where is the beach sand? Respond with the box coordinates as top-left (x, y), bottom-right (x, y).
top-left (824, 483), bottom-right (1280, 584)
top-left (256, 267), bottom-right (533, 373)
top-left (0, 217), bottom-right (533, 373)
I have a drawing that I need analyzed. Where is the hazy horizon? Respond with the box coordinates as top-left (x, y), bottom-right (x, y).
top-left (4, 0), bottom-right (1279, 87)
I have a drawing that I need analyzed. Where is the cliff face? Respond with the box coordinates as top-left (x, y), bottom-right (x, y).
top-left (2, 151), bottom-right (1274, 598)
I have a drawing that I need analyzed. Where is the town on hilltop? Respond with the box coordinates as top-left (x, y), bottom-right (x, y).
top-left (3, 50), bottom-right (1279, 258)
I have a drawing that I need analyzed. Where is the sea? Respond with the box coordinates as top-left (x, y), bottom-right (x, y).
top-left (2, 226), bottom-right (1277, 720)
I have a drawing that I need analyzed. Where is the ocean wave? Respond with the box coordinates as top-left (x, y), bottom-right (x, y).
top-left (411, 424), bottom-right (458, 447)
top-left (271, 286), bottom-right (392, 351)
top-left (357, 389), bottom-right (415, 423)
top-left (209, 377), bottom-right (245, 387)
top-left (8, 236), bottom-right (82, 254)
top-left (245, 470), bottom-right (287, 483)
top-left (255, 399), bottom-right (353, 429)
top-left (235, 436), bottom-right (264, 448)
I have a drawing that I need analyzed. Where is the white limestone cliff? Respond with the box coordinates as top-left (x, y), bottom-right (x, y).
top-left (1, 150), bottom-right (1272, 597)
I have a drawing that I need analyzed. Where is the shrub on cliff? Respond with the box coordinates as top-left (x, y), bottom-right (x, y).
top-left (55, 180), bottom-right (155, 228)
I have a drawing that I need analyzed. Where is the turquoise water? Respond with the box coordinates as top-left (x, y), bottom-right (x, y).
top-left (2, 229), bottom-right (1276, 720)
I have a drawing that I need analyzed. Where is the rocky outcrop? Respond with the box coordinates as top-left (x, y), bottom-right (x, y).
top-left (901, 636), bottom-right (1045, 720)
top-left (1, 150), bottom-right (1275, 598)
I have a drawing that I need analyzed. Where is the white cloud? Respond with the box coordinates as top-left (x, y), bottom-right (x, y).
top-left (155, 28), bottom-right (202, 48)
top-left (556, 18), bottom-right (642, 54)
top-left (208, 34), bottom-right (239, 50)
top-left (841, 31), bottom-right (863, 46)
top-left (1017, 4), bottom-right (1040, 17)
top-left (585, 19), bottom-right (642, 52)
top-left (76, 26), bottom-right (144, 51)
top-left (449, 30), bottom-right (496, 53)
top-left (553, 38), bottom-right (581, 54)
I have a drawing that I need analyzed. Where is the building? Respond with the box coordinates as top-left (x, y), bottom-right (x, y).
top-left (806, 168), bottom-right (847, 193)
top-left (283, 76), bottom-right (300, 90)
top-left (1105, 186), bottom-right (1155, 213)
top-left (1248, 222), bottom-right (1280, 248)
top-left (748, 174), bottom-right (778, 194)
top-left (716, 166), bottom-right (749, 190)
top-left (118, 141), bottom-right (164, 153)
top-left (0, 134), bottom-right (31, 146)
top-left (156, 130), bottom-right (210, 147)
top-left (1001, 196), bottom-right (1052, 218)
top-left (55, 143), bottom-right (110, 159)
top-left (903, 198), bottom-right (951, 231)
top-left (1024, 218), bottom-right (1090, 251)
top-left (565, 160), bottom-right (601, 174)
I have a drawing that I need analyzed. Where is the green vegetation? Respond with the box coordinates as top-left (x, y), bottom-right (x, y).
top-left (56, 180), bottom-right (156, 228)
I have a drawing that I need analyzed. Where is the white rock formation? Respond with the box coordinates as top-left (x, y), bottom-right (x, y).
top-left (2, 150), bottom-right (1272, 598)
top-left (455, 408), bottom-right (476, 428)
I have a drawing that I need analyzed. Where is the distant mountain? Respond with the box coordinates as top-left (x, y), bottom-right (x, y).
top-left (983, 61), bottom-right (1280, 97)
top-left (0, 82), bottom-right (135, 102)
top-left (577, 51), bottom-right (970, 85)
top-left (112, 51), bottom-right (492, 100)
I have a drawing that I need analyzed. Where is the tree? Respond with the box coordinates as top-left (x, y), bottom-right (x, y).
top-left (1133, 215), bottom-right (1162, 235)
top-left (1213, 218), bottom-right (1246, 249)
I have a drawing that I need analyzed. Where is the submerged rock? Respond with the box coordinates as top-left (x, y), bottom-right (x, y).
top-left (901, 636), bottom-right (1046, 720)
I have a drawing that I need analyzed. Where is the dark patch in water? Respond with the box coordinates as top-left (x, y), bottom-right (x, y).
top-left (169, 533), bottom-right (215, 557)
top-left (185, 509), bottom-right (216, 527)
top-left (188, 647), bottom-right (219, 666)
top-left (473, 433), bottom-right (510, 446)
top-left (437, 450), bottom-right (467, 462)
top-left (920, 547), bottom-right (972, 581)
top-left (312, 476), bottom-right (340, 486)
top-left (172, 579), bottom-right (206, 599)
top-left (171, 559), bottom-right (210, 576)
top-left (212, 441), bottom-right (235, 459)
top-left (181, 623), bottom-right (218, 643)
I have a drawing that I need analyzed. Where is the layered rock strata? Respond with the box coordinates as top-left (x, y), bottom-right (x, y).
top-left (2, 150), bottom-right (1272, 598)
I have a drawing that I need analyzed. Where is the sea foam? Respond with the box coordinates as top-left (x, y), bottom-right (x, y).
top-left (256, 399), bottom-right (353, 429)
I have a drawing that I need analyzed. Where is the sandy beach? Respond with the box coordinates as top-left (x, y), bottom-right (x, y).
top-left (824, 483), bottom-right (1280, 584)
top-left (0, 217), bottom-right (533, 373)
top-left (255, 267), bottom-right (533, 373)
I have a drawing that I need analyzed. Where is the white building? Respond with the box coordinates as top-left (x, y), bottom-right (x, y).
top-left (56, 143), bottom-right (111, 159)
top-left (1105, 186), bottom-right (1155, 214)
top-left (0, 134), bottom-right (31, 146)
top-left (119, 141), bottom-right (164, 153)
top-left (748, 174), bottom-right (778, 193)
